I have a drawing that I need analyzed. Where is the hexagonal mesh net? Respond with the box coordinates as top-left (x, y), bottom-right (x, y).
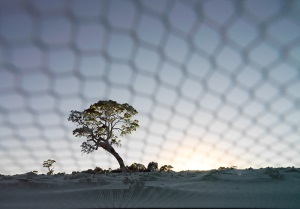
top-left (0, 0), bottom-right (299, 175)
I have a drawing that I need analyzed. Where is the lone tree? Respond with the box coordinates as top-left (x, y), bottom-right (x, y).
top-left (68, 100), bottom-right (139, 172)
top-left (43, 159), bottom-right (56, 175)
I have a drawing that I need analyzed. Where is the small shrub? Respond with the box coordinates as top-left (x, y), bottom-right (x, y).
top-left (284, 166), bottom-right (298, 172)
top-left (25, 171), bottom-right (38, 177)
top-left (129, 163), bottom-right (146, 172)
top-left (32, 170), bottom-right (38, 175)
top-left (56, 172), bottom-right (65, 176)
top-left (82, 169), bottom-right (96, 174)
top-left (147, 162), bottom-right (158, 171)
top-left (160, 165), bottom-right (173, 172)
top-left (94, 167), bottom-right (103, 173)
top-left (218, 166), bottom-right (237, 171)
top-left (43, 159), bottom-right (56, 175)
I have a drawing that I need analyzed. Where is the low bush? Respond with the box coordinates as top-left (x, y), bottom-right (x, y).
top-left (147, 162), bottom-right (158, 171)
top-left (94, 167), bottom-right (104, 173)
top-left (160, 165), bottom-right (173, 172)
top-left (128, 163), bottom-right (146, 172)
top-left (82, 169), bottom-right (96, 174)
top-left (57, 172), bottom-right (65, 175)
top-left (218, 166), bottom-right (237, 171)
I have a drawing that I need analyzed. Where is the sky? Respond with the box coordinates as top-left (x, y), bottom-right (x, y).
top-left (0, 0), bottom-right (299, 175)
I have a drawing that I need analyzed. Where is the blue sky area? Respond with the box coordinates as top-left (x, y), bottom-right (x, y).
top-left (0, 0), bottom-right (299, 174)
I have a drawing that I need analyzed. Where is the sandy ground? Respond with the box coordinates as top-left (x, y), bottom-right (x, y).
top-left (0, 167), bottom-right (300, 208)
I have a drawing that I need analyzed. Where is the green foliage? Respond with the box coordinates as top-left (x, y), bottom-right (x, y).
top-left (160, 165), bottom-right (173, 172)
top-left (218, 166), bottom-right (237, 171)
top-left (68, 100), bottom-right (139, 154)
top-left (129, 163), bottom-right (146, 172)
top-left (43, 159), bottom-right (56, 175)
top-left (147, 162), bottom-right (158, 171)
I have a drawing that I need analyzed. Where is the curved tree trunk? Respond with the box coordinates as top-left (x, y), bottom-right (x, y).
top-left (98, 142), bottom-right (127, 172)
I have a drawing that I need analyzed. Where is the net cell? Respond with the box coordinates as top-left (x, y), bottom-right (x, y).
top-left (194, 110), bottom-right (213, 125)
top-left (186, 53), bottom-right (210, 79)
top-left (134, 46), bottom-right (160, 74)
top-left (159, 62), bottom-right (183, 87)
top-left (40, 15), bottom-right (71, 45)
top-left (227, 18), bottom-right (258, 47)
top-left (237, 67), bottom-right (262, 88)
top-left (245, 0), bottom-right (281, 20)
top-left (249, 43), bottom-right (279, 67)
top-left (175, 98), bottom-right (196, 117)
top-left (242, 100), bottom-right (265, 117)
top-left (76, 24), bottom-right (105, 51)
top-left (226, 87), bottom-right (249, 106)
top-left (268, 17), bottom-right (300, 44)
top-left (217, 105), bottom-right (239, 121)
top-left (131, 96), bottom-right (153, 114)
top-left (109, 87), bottom-right (132, 103)
top-left (48, 48), bottom-right (76, 75)
top-left (180, 78), bottom-right (203, 101)
top-left (141, 0), bottom-right (168, 14)
top-left (53, 76), bottom-right (81, 96)
top-left (108, 63), bottom-right (133, 86)
top-left (0, 12), bottom-right (33, 42)
top-left (133, 74), bottom-right (157, 95)
top-left (169, 1), bottom-right (196, 33)
top-left (37, 112), bottom-right (61, 127)
top-left (0, 93), bottom-right (25, 110)
top-left (8, 110), bottom-right (34, 126)
top-left (108, 0), bottom-right (136, 30)
top-left (152, 105), bottom-right (173, 122)
top-left (194, 24), bottom-right (220, 55)
top-left (0, 69), bottom-right (15, 90)
top-left (29, 95), bottom-right (56, 112)
top-left (137, 14), bottom-right (165, 46)
top-left (12, 45), bottom-right (43, 69)
top-left (17, 126), bottom-right (40, 138)
top-left (271, 97), bottom-right (294, 114)
top-left (21, 72), bottom-right (50, 94)
top-left (255, 82), bottom-right (278, 101)
top-left (79, 54), bottom-right (106, 78)
top-left (207, 71), bottom-right (231, 94)
top-left (107, 33), bottom-right (134, 60)
top-left (203, 0), bottom-right (234, 25)
top-left (164, 34), bottom-right (189, 64)
top-left (82, 80), bottom-right (107, 99)
top-left (199, 93), bottom-right (222, 111)
top-left (216, 46), bottom-right (242, 72)
top-left (71, 0), bottom-right (103, 19)
top-left (32, 0), bottom-right (65, 13)
top-left (155, 86), bottom-right (178, 106)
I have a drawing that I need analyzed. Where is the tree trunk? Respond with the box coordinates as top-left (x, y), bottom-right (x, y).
top-left (98, 142), bottom-right (127, 172)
